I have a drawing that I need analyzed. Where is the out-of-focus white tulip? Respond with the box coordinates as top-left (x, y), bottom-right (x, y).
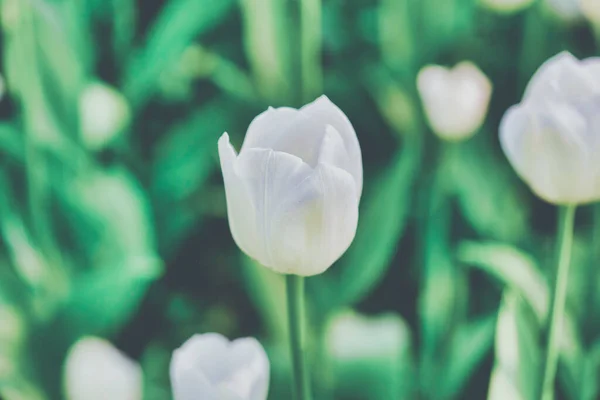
top-left (325, 311), bottom-right (413, 399)
top-left (326, 311), bottom-right (411, 361)
top-left (417, 62), bottom-right (492, 141)
top-left (79, 82), bottom-right (131, 150)
top-left (170, 333), bottom-right (269, 400)
top-left (500, 51), bottom-right (600, 205)
top-left (64, 337), bottom-right (143, 400)
top-left (218, 95), bottom-right (362, 276)
top-left (545, 0), bottom-right (583, 21)
top-left (481, 0), bottom-right (535, 13)
top-left (580, 0), bottom-right (600, 24)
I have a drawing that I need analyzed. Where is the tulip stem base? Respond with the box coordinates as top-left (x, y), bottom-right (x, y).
top-left (286, 275), bottom-right (311, 400)
top-left (541, 205), bottom-right (576, 400)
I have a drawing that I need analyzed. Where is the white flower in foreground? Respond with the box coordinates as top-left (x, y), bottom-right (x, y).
top-left (218, 95), bottom-right (362, 276)
top-left (64, 337), bottom-right (142, 400)
top-left (481, 0), bottom-right (534, 13)
top-left (581, 0), bottom-right (600, 24)
top-left (500, 51), bottom-right (600, 205)
top-left (545, 0), bottom-right (583, 21)
top-left (79, 82), bottom-right (131, 150)
top-left (417, 62), bottom-right (492, 141)
top-left (170, 333), bottom-right (269, 400)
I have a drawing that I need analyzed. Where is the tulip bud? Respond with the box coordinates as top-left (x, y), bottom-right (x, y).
top-left (500, 52), bottom-right (600, 205)
top-left (63, 337), bottom-right (143, 400)
top-left (79, 82), bottom-right (131, 150)
top-left (417, 62), bottom-right (492, 141)
top-left (218, 95), bottom-right (362, 276)
top-left (170, 333), bottom-right (270, 400)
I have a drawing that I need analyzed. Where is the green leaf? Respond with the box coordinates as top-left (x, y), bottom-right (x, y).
top-left (458, 241), bottom-right (549, 320)
top-left (123, 0), bottom-right (236, 109)
top-left (581, 341), bottom-right (600, 400)
top-left (59, 169), bottom-right (162, 336)
top-left (449, 139), bottom-right (529, 243)
top-left (308, 137), bottom-right (421, 314)
top-left (487, 290), bottom-right (541, 400)
top-left (441, 314), bottom-right (496, 399)
top-left (240, 256), bottom-right (287, 342)
top-left (0, 124), bottom-right (23, 160)
top-left (151, 100), bottom-right (231, 254)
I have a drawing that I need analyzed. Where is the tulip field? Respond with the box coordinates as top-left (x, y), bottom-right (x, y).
top-left (2, 0), bottom-right (600, 399)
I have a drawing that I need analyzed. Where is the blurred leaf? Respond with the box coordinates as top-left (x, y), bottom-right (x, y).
top-left (449, 139), bottom-right (529, 243)
top-left (309, 137), bottom-right (421, 314)
top-left (0, 124), bottom-right (23, 160)
top-left (59, 169), bottom-right (163, 336)
top-left (111, 0), bottom-right (136, 64)
top-left (441, 314), bottom-right (496, 399)
top-left (240, 256), bottom-right (287, 342)
top-left (239, 0), bottom-right (291, 103)
top-left (458, 241), bottom-right (549, 320)
top-left (29, 0), bottom-right (89, 134)
top-left (487, 290), bottom-right (541, 400)
top-left (581, 341), bottom-right (600, 400)
top-left (123, 0), bottom-right (236, 109)
top-left (151, 100), bottom-right (231, 254)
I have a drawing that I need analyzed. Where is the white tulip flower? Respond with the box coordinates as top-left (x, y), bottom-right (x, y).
top-left (170, 333), bottom-right (269, 400)
top-left (63, 337), bottom-right (143, 400)
top-left (500, 51), bottom-right (600, 205)
top-left (417, 62), bottom-right (492, 141)
top-left (218, 95), bottom-right (362, 276)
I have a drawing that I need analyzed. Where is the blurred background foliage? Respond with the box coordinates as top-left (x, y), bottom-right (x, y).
top-left (0, 0), bottom-right (600, 399)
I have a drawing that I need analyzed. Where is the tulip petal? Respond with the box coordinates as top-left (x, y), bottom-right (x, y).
top-left (170, 334), bottom-right (269, 400)
top-left (267, 163), bottom-right (359, 276)
top-left (524, 52), bottom-right (600, 101)
top-left (170, 361), bottom-right (218, 400)
top-left (500, 103), bottom-right (598, 204)
top-left (242, 107), bottom-right (300, 151)
top-left (300, 95), bottom-right (363, 196)
top-left (242, 106), bottom-right (333, 170)
top-left (219, 338), bottom-right (270, 400)
top-left (219, 133), bottom-right (266, 263)
top-left (234, 148), bottom-right (313, 270)
top-left (318, 125), bottom-right (352, 181)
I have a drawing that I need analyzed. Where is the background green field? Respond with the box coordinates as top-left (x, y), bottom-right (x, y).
top-left (1, 0), bottom-right (600, 399)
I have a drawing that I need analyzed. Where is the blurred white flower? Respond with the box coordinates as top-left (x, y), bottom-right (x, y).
top-left (170, 333), bottom-right (269, 400)
top-left (64, 337), bottom-right (143, 400)
top-left (545, 0), bottom-right (583, 21)
top-left (500, 51), bottom-right (600, 205)
top-left (325, 311), bottom-right (413, 399)
top-left (481, 0), bottom-right (535, 14)
top-left (218, 95), bottom-right (362, 276)
top-left (79, 82), bottom-right (131, 150)
top-left (580, 0), bottom-right (600, 24)
top-left (417, 62), bottom-right (492, 141)
top-left (326, 311), bottom-right (411, 360)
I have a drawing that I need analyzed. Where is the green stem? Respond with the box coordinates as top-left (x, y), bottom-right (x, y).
top-left (286, 275), bottom-right (311, 400)
top-left (540, 205), bottom-right (577, 400)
